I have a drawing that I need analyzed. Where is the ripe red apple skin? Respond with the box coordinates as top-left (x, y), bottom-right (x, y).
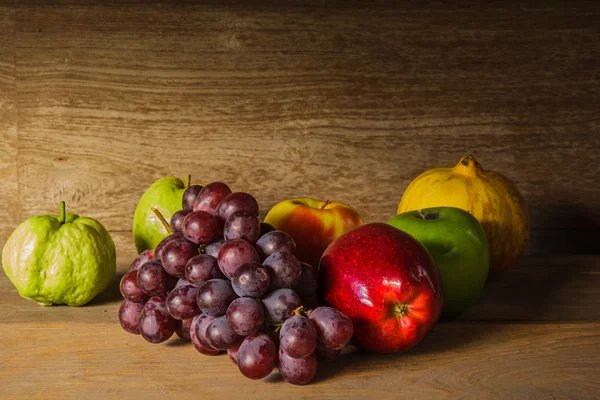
top-left (264, 198), bottom-right (363, 268)
top-left (319, 223), bottom-right (443, 354)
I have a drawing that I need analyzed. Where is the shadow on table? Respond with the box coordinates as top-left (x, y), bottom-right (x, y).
top-left (87, 270), bottom-right (127, 306)
top-left (311, 321), bottom-right (510, 384)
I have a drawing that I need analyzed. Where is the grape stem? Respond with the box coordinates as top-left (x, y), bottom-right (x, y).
top-left (59, 201), bottom-right (66, 225)
top-left (151, 207), bottom-right (173, 235)
top-left (184, 175), bottom-right (191, 189)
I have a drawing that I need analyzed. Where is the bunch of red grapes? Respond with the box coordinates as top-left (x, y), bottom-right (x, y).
top-left (119, 182), bottom-right (354, 385)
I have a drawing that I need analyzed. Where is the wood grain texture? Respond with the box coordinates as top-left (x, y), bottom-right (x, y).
top-left (1, 321), bottom-right (598, 399)
top-left (7, 2), bottom-right (599, 257)
top-left (0, 8), bottom-right (18, 245)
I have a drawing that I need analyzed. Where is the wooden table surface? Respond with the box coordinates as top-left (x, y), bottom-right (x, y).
top-left (1, 1), bottom-right (599, 399)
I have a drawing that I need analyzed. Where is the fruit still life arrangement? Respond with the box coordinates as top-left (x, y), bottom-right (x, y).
top-left (1, 154), bottom-right (530, 386)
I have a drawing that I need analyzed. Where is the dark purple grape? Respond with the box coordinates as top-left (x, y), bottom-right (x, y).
top-left (263, 252), bottom-right (302, 290)
top-left (309, 307), bottom-right (354, 351)
top-left (259, 222), bottom-right (275, 236)
top-left (182, 184), bottom-right (204, 211)
top-left (118, 299), bottom-right (145, 334)
top-left (231, 261), bottom-right (270, 298)
top-left (255, 231), bottom-right (296, 260)
top-left (196, 279), bottom-right (238, 316)
top-left (204, 238), bottom-right (225, 258)
top-left (316, 343), bottom-right (340, 362)
top-left (184, 254), bottom-right (224, 287)
top-left (261, 288), bottom-right (301, 323)
top-left (166, 285), bottom-right (201, 320)
top-left (279, 316), bottom-right (317, 359)
top-left (223, 210), bottom-right (260, 244)
top-left (139, 296), bottom-right (177, 343)
top-left (226, 297), bottom-right (265, 336)
top-left (120, 270), bottom-right (149, 303)
top-left (137, 260), bottom-right (177, 296)
top-left (295, 262), bottom-right (318, 300)
top-left (238, 332), bottom-right (277, 380)
top-left (182, 211), bottom-right (221, 245)
top-left (206, 315), bottom-right (241, 350)
top-left (193, 182), bottom-right (232, 214)
top-left (176, 278), bottom-right (193, 288)
top-left (155, 232), bottom-right (185, 261)
top-left (228, 340), bottom-right (242, 366)
top-left (176, 317), bottom-right (193, 340)
top-left (217, 238), bottom-right (260, 279)
top-left (278, 347), bottom-right (317, 385)
top-left (190, 314), bottom-right (220, 355)
top-left (130, 249), bottom-right (154, 271)
top-left (161, 239), bottom-right (199, 278)
top-left (215, 192), bottom-right (259, 224)
top-left (170, 209), bottom-right (191, 233)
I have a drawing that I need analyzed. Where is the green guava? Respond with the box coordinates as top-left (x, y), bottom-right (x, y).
top-left (1, 202), bottom-right (116, 306)
top-left (133, 176), bottom-right (188, 253)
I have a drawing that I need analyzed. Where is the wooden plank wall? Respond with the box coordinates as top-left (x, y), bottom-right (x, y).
top-left (1, 2), bottom-right (599, 255)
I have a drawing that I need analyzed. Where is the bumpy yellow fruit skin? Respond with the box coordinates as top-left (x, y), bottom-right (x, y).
top-left (398, 155), bottom-right (530, 272)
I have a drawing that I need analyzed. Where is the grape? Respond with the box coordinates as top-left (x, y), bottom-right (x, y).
top-left (182, 211), bottom-right (221, 245)
top-left (196, 279), bottom-right (238, 316)
top-left (190, 314), bottom-right (220, 355)
top-left (193, 182), bottom-right (232, 214)
top-left (223, 210), bottom-right (260, 244)
top-left (206, 315), bottom-right (241, 350)
top-left (185, 254), bottom-right (225, 287)
top-left (279, 316), bottom-right (317, 359)
top-left (155, 232), bottom-right (185, 261)
top-left (231, 261), bottom-right (270, 298)
top-left (217, 238), bottom-right (260, 279)
top-left (176, 318), bottom-right (193, 340)
top-left (139, 296), bottom-right (177, 343)
top-left (161, 239), bottom-right (199, 278)
top-left (255, 231), bottom-right (296, 260)
top-left (316, 343), bottom-right (340, 362)
top-left (226, 297), bottom-right (265, 336)
top-left (261, 288), bottom-right (301, 323)
top-left (263, 252), bottom-right (302, 290)
top-left (182, 184), bottom-right (204, 211)
top-left (204, 238), bottom-right (225, 258)
top-left (170, 209), bottom-right (191, 233)
top-left (309, 307), bottom-right (354, 350)
top-left (118, 299), bottom-right (145, 334)
top-left (294, 262), bottom-right (318, 300)
top-left (227, 340), bottom-right (242, 366)
top-left (120, 270), bottom-right (149, 303)
top-left (259, 222), bottom-right (275, 236)
top-left (238, 332), bottom-right (277, 380)
top-left (215, 192), bottom-right (259, 224)
top-left (130, 249), bottom-right (154, 271)
top-left (137, 260), bottom-right (177, 296)
top-left (278, 347), bottom-right (317, 385)
top-left (166, 285), bottom-right (200, 320)
top-left (176, 278), bottom-right (193, 288)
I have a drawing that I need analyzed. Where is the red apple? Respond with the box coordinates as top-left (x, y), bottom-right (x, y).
top-left (264, 198), bottom-right (364, 268)
top-left (319, 223), bottom-right (443, 354)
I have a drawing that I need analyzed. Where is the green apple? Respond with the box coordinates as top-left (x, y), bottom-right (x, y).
top-left (387, 206), bottom-right (489, 319)
top-left (2, 202), bottom-right (116, 306)
top-left (133, 176), bottom-right (189, 253)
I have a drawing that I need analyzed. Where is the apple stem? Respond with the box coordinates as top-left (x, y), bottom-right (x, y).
top-left (419, 210), bottom-right (440, 220)
top-left (59, 201), bottom-right (66, 225)
top-left (321, 200), bottom-right (332, 210)
top-left (184, 175), bottom-right (191, 189)
top-left (151, 207), bottom-right (173, 235)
